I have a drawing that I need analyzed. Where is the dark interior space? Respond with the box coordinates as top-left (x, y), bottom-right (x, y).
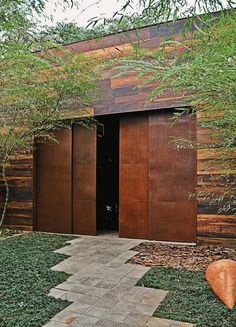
top-left (96, 115), bottom-right (119, 233)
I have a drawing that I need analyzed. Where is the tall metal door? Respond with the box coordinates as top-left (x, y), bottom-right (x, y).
top-left (149, 111), bottom-right (197, 242)
top-left (35, 128), bottom-right (72, 233)
top-left (72, 124), bottom-right (97, 235)
top-left (119, 114), bottom-right (149, 239)
top-left (119, 111), bottom-right (196, 242)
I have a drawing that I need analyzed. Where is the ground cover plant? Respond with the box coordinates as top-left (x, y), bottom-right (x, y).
top-left (0, 232), bottom-right (74, 327)
top-left (137, 267), bottom-right (236, 327)
top-left (0, 227), bottom-right (24, 239)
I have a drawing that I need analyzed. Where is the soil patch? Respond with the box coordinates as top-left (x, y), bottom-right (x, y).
top-left (129, 242), bottom-right (236, 271)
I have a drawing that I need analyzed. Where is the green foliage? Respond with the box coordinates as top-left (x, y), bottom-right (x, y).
top-left (39, 22), bottom-right (95, 44)
top-left (0, 0), bottom-right (100, 225)
top-left (138, 267), bottom-right (236, 327)
top-left (39, 14), bottom-right (159, 45)
top-left (88, 0), bottom-right (235, 29)
top-left (0, 41), bottom-right (98, 165)
top-left (119, 10), bottom-right (236, 214)
top-left (0, 232), bottom-right (75, 327)
top-left (0, 41), bottom-right (98, 224)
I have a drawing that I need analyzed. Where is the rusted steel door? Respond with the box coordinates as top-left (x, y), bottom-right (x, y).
top-left (72, 124), bottom-right (97, 235)
top-left (149, 111), bottom-right (197, 242)
top-left (119, 114), bottom-right (149, 239)
top-left (119, 110), bottom-right (196, 242)
top-left (35, 128), bottom-right (72, 233)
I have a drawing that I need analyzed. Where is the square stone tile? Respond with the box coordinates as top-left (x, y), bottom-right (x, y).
top-left (116, 251), bottom-right (139, 261)
top-left (70, 314), bottom-right (99, 326)
top-left (61, 291), bottom-right (83, 302)
top-left (112, 301), bottom-right (134, 316)
top-left (93, 255), bottom-right (117, 264)
top-left (42, 321), bottom-right (67, 327)
top-left (51, 310), bottom-right (79, 324)
top-left (123, 287), bottom-right (168, 307)
top-left (145, 317), bottom-right (171, 327)
top-left (69, 284), bottom-right (92, 294)
top-left (126, 266), bottom-right (150, 278)
top-left (65, 302), bottom-right (91, 314)
top-left (48, 288), bottom-right (65, 299)
top-left (108, 284), bottom-right (133, 299)
top-left (76, 294), bottom-right (101, 305)
top-left (77, 277), bottom-right (102, 286)
top-left (116, 300), bottom-right (157, 316)
top-left (84, 306), bottom-right (125, 323)
top-left (56, 282), bottom-right (75, 291)
top-left (95, 294), bottom-right (120, 308)
top-left (94, 320), bottom-right (133, 327)
top-left (123, 313), bottom-right (150, 326)
top-left (106, 260), bottom-right (126, 268)
top-left (95, 280), bottom-right (116, 289)
top-left (86, 287), bottom-right (110, 297)
top-left (145, 318), bottom-right (194, 327)
top-left (119, 276), bottom-right (139, 286)
top-left (101, 274), bottom-right (123, 283)
top-left (54, 246), bottom-right (71, 254)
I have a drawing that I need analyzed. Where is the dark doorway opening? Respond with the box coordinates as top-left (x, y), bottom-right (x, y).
top-left (96, 115), bottom-right (119, 234)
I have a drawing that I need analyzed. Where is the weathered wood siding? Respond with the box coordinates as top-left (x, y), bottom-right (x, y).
top-left (197, 112), bottom-right (236, 239)
top-left (0, 154), bottom-right (33, 230)
top-left (1, 15), bottom-right (236, 241)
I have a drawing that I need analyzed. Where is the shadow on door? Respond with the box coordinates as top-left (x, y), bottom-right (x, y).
top-left (96, 115), bottom-right (119, 234)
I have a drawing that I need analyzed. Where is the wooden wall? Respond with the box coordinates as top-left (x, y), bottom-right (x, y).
top-left (196, 112), bottom-right (236, 240)
top-left (1, 15), bottom-right (236, 242)
top-left (0, 154), bottom-right (33, 230)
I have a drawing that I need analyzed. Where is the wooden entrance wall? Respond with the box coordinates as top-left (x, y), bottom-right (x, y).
top-left (2, 14), bottom-right (235, 242)
top-left (120, 111), bottom-right (197, 242)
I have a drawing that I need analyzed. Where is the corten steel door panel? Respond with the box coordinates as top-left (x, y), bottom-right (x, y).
top-left (73, 124), bottom-right (97, 235)
top-left (119, 114), bottom-right (149, 239)
top-left (36, 129), bottom-right (72, 233)
top-left (149, 111), bottom-right (197, 242)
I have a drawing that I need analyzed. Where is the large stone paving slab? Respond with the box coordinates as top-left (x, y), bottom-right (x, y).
top-left (43, 236), bottom-right (194, 327)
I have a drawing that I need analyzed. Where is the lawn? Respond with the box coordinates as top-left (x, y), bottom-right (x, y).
top-left (0, 232), bottom-right (74, 327)
top-left (137, 267), bottom-right (236, 327)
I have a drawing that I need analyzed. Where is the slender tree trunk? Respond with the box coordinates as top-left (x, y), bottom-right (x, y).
top-left (0, 163), bottom-right (9, 226)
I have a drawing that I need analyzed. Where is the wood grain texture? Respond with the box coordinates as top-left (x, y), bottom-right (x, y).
top-left (72, 124), bottom-right (97, 235)
top-left (196, 111), bottom-right (236, 239)
top-left (0, 154), bottom-right (33, 229)
top-left (56, 19), bottom-right (190, 118)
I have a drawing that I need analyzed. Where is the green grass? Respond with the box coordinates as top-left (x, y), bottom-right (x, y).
top-left (137, 267), bottom-right (236, 327)
top-left (0, 232), bottom-right (75, 327)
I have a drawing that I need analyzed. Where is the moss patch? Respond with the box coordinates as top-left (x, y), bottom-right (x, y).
top-left (0, 232), bottom-right (75, 327)
top-left (137, 267), bottom-right (236, 327)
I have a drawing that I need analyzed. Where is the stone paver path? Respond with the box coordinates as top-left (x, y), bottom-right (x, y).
top-left (43, 236), bottom-right (194, 327)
